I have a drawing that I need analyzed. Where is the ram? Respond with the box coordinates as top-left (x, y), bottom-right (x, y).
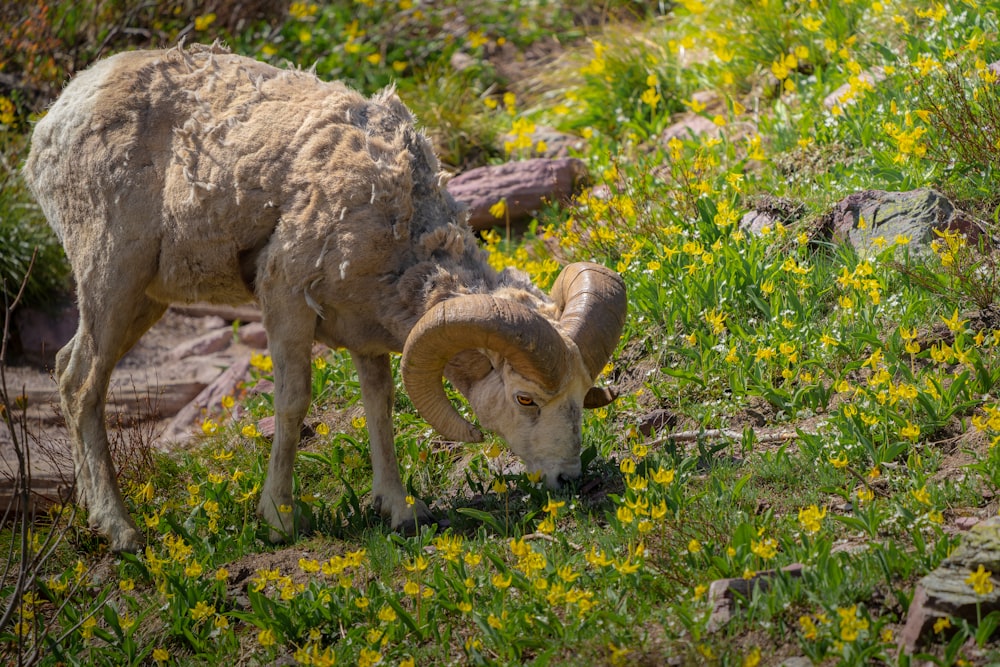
top-left (23, 43), bottom-right (627, 552)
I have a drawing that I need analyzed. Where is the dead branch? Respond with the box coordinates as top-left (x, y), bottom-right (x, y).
top-left (521, 532), bottom-right (582, 551)
top-left (645, 427), bottom-right (808, 449)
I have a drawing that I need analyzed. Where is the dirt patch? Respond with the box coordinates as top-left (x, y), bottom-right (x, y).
top-left (1, 308), bottom-right (252, 507)
top-left (225, 544), bottom-right (336, 591)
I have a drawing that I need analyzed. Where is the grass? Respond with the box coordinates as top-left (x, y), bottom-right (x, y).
top-left (4, 0), bottom-right (1000, 665)
top-left (0, 131), bottom-right (69, 311)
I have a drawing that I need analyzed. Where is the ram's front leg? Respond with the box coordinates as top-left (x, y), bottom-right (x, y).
top-left (258, 297), bottom-right (316, 542)
top-left (352, 352), bottom-right (435, 534)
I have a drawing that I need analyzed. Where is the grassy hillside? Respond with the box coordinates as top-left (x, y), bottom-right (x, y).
top-left (3, 0), bottom-right (1000, 665)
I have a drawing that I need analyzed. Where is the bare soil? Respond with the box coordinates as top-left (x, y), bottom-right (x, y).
top-left (0, 309), bottom-right (239, 503)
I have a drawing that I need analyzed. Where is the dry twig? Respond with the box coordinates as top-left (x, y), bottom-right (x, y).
top-left (645, 427), bottom-right (806, 449)
top-left (521, 532), bottom-right (582, 551)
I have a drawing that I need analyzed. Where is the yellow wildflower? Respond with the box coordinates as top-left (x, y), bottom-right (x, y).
top-left (490, 199), bottom-right (507, 219)
top-left (966, 564), bottom-right (994, 596)
top-left (798, 505), bottom-right (826, 534)
top-left (194, 13), bottom-right (216, 31)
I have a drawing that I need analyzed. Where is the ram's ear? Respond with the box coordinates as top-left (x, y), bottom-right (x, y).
top-left (584, 386), bottom-right (619, 409)
top-left (443, 350), bottom-right (494, 396)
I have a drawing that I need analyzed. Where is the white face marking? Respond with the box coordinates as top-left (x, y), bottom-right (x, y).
top-left (464, 356), bottom-right (590, 487)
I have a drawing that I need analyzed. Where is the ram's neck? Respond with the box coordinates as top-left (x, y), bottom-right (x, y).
top-left (383, 224), bottom-right (556, 349)
top-left (384, 227), bottom-right (485, 330)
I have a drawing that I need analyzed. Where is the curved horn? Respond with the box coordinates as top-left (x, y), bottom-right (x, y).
top-left (402, 295), bottom-right (571, 442)
top-left (551, 262), bottom-right (628, 381)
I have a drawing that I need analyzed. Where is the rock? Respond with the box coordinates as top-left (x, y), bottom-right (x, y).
top-left (238, 322), bottom-right (268, 349)
top-left (449, 50), bottom-right (477, 72)
top-left (255, 415), bottom-right (316, 441)
top-left (108, 377), bottom-right (209, 420)
top-left (823, 68), bottom-right (887, 109)
top-left (532, 126), bottom-right (586, 159)
top-left (662, 114), bottom-right (724, 142)
top-left (170, 302), bottom-right (262, 323)
top-left (501, 125), bottom-right (586, 159)
top-left (898, 584), bottom-right (937, 653)
top-left (169, 327), bottom-right (233, 361)
top-left (161, 357), bottom-right (252, 446)
top-left (740, 210), bottom-right (781, 236)
top-left (660, 91), bottom-right (756, 147)
top-left (250, 378), bottom-right (275, 396)
top-left (446, 157), bottom-right (589, 231)
top-left (637, 409), bottom-right (676, 437)
top-left (661, 116), bottom-right (757, 146)
top-left (105, 359), bottom-right (225, 419)
top-left (13, 299), bottom-right (77, 366)
top-left (825, 188), bottom-right (985, 255)
top-left (0, 475), bottom-right (72, 520)
top-left (739, 194), bottom-right (807, 236)
top-left (899, 517), bottom-right (1000, 653)
top-left (707, 563), bottom-right (805, 631)
top-left (256, 415), bottom-right (276, 438)
top-left (2, 301), bottom-right (282, 495)
top-left (778, 658), bottom-right (814, 667)
top-left (955, 516), bottom-right (982, 531)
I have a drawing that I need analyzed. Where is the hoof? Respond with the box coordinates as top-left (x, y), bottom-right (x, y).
top-left (257, 497), bottom-right (298, 542)
top-left (108, 525), bottom-right (144, 554)
top-left (264, 510), bottom-right (312, 544)
top-left (89, 509), bottom-right (143, 553)
top-left (374, 491), bottom-right (437, 535)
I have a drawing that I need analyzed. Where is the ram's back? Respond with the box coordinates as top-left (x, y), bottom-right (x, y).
top-left (24, 44), bottom-right (440, 307)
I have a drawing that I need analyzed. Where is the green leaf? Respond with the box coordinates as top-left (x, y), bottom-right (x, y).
top-left (976, 610), bottom-right (1000, 647)
top-left (660, 366), bottom-right (706, 387)
top-left (731, 472), bottom-right (752, 498)
top-left (455, 507), bottom-right (505, 534)
top-left (384, 595), bottom-right (421, 636)
top-left (830, 515), bottom-right (870, 534)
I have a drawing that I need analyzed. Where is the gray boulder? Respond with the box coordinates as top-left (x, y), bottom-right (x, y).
top-left (899, 517), bottom-right (1000, 653)
top-left (826, 188), bottom-right (984, 255)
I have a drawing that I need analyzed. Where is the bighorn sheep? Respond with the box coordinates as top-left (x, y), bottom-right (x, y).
top-left (23, 43), bottom-right (626, 552)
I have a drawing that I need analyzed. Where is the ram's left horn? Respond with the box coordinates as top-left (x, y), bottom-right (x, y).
top-left (550, 262), bottom-right (627, 407)
top-left (402, 294), bottom-right (571, 441)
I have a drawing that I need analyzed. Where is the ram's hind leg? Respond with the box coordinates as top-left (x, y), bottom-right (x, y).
top-left (58, 285), bottom-right (166, 553)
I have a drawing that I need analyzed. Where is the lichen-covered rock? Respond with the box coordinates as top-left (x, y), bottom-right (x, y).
top-left (899, 517), bottom-right (1000, 653)
top-left (825, 188), bottom-right (984, 255)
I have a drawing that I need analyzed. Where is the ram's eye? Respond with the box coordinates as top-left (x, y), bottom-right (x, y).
top-left (515, 394), bottom-right (536, 407)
